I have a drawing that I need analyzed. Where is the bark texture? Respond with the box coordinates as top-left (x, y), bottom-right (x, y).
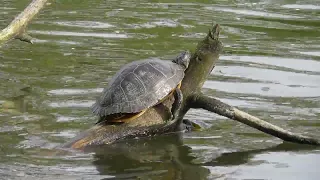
top-left (0, 0), bottom-right (48, 45)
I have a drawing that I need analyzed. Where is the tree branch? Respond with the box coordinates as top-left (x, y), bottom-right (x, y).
top-left (0, 0), bottom-right (48, 45)
top-left (61, 120), bottom-right (179, 149)
top-left (190, 93), bottom-right (320, 145)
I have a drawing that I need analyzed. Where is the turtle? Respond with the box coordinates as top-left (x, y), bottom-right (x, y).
top-left (91, 51), bottom-right (191, 124)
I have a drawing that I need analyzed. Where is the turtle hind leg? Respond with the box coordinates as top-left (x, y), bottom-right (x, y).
top-left (171, 88), bottom-right (183, 122)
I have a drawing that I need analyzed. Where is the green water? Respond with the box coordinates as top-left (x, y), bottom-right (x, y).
top-left (1, 0), bottom-right (320, 179)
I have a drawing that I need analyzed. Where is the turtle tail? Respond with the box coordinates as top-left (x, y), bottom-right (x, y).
top-left (91, 102), bottom-right (105, 117)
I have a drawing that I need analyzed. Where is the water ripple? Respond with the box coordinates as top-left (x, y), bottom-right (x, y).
top-left (221, 55), bottom-right (320, 73)
top-left (53, 21), bottom-right (115, 29)
top-left (48, 88), bottom-right (102, 96)
top-left (204, 81), bottom-right (320, 97)
top-left (48, 100), bottom-right (94, 108)
top-left (30, 30), bottom-right (129, 38)
top-left (205, 6), bottom-right (301, 19)
top-left (282, 4), bottom-right (320, 10)
top-left (214, 66), bottom-right (320, 86)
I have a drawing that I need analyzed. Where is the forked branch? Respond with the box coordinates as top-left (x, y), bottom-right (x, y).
top-left (0, 0), bottom-right (48, 45)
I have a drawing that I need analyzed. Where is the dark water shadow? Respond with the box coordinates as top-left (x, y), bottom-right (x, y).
top-left (85, 133), bottom-right (210, 180)
top-left (84, 133), bottom-right (319, 179)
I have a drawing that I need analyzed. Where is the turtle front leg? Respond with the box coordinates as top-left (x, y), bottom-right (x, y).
top-left (171, 88), bottom-right (183, 122)
top-left (171, 90), bottom-right (201, 132)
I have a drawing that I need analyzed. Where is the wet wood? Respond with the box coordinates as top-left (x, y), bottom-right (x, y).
top-left (190, 94), bottom-right (320, 145)
top-left (0, 0), bottom-right (48, 45)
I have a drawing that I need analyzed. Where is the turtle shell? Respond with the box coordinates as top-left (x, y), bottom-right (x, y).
top-left (92, 59), bottom-right (185, 117)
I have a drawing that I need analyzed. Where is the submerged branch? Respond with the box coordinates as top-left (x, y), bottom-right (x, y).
top-left (62, 121), bottom-right (179, 149)
top-left (190, 93), bottom-right (320, 145)
top-left (0, 0), bottom-right (48, 45)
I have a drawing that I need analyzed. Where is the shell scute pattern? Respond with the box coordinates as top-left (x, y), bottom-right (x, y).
top-left (121, 73), bottom-right (146, 101)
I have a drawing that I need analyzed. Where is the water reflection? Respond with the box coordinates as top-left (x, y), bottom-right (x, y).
top-left (82, 135), bottom-right (320, 179)
top-left (204, 143), bottom-right (320, 179)
top-left (205, 142), bottom-right (318, 166)
top-left (87, 134), bottom-right (210, 179)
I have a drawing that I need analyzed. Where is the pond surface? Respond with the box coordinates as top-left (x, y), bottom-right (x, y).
top-left (1, 0), bottom-right (320, 179)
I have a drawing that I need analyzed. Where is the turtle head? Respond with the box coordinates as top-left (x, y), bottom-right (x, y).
top-left (172, 50), bottom-right (191, 69)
